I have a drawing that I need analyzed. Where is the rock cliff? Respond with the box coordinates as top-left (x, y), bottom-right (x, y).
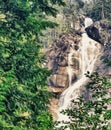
top-left (46, 17), bottom-right (111, 120)
top-left (47, 18), bottom-right (111, 90)
top-left (46, 33), bottom-right (82, 90)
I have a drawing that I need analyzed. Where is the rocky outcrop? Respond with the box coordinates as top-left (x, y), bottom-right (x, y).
top-left (85, 20), bottom-right (111, 45)
top-left (46, 16), bottom-right (111, 94)
top-left (85, 25), bottom-right (101, 43)
top-left (98, 21), bottom-right (111, 44)
top-left (46, 34), bottom-right (82, 91)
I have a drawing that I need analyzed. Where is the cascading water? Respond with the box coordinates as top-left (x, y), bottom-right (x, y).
top-left (57, 18), bottom-right (102, 129)
top-left (84, 17), bottom-right (93, 28)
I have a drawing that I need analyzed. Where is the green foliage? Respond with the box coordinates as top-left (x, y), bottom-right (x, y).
top-left (0, 0), bottom-right (65, 129)
top-left (40, 0), bottom-right (84, 47)
top-left (57, 72), bottom-right (111, 130)
top-left (62, 0), bottom-right (84, 31)
top-left (86, 0), bottom-right (111, 21)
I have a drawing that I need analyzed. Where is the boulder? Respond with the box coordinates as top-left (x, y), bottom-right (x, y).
top-left (48, 73), bottom-right (69, 88)
top-left (85, 25), bottom-right (101, 43)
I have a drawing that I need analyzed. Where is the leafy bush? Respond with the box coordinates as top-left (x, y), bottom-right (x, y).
top-left (0, 0), bottom-right (65, 129)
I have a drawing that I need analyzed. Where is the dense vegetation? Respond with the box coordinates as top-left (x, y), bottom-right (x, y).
top-left (85, 0), bottom-right (111, 22)
top-left (40, 0), bottom-right (84, 47)
top-left (0, 0), bottom-right (65, 129)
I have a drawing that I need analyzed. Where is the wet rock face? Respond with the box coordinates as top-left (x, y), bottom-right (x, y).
top-left (46, 34), bottom-right (82, 90)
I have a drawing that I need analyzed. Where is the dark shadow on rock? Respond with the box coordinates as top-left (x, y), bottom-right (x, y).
top-left (85, 25), bottom-right (102, 43)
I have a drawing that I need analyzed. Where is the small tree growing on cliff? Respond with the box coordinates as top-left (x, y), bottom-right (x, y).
top-left (58, 71), bottom-right (111, 130)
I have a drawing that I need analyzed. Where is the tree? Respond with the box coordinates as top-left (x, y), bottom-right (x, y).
top-left (39, 0), bottom-right (85, 48)
top-left (86, 0), bottom-right (111, 22)
top-left (62, 0), bottom-right (84, 31)
top-left (0, 0), bottom-right (65, 129)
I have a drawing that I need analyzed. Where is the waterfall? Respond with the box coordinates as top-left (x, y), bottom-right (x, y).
top-left (84, 17), bottom-right (93, 28)
top-left (57, 18), bottom-right (102, 129)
